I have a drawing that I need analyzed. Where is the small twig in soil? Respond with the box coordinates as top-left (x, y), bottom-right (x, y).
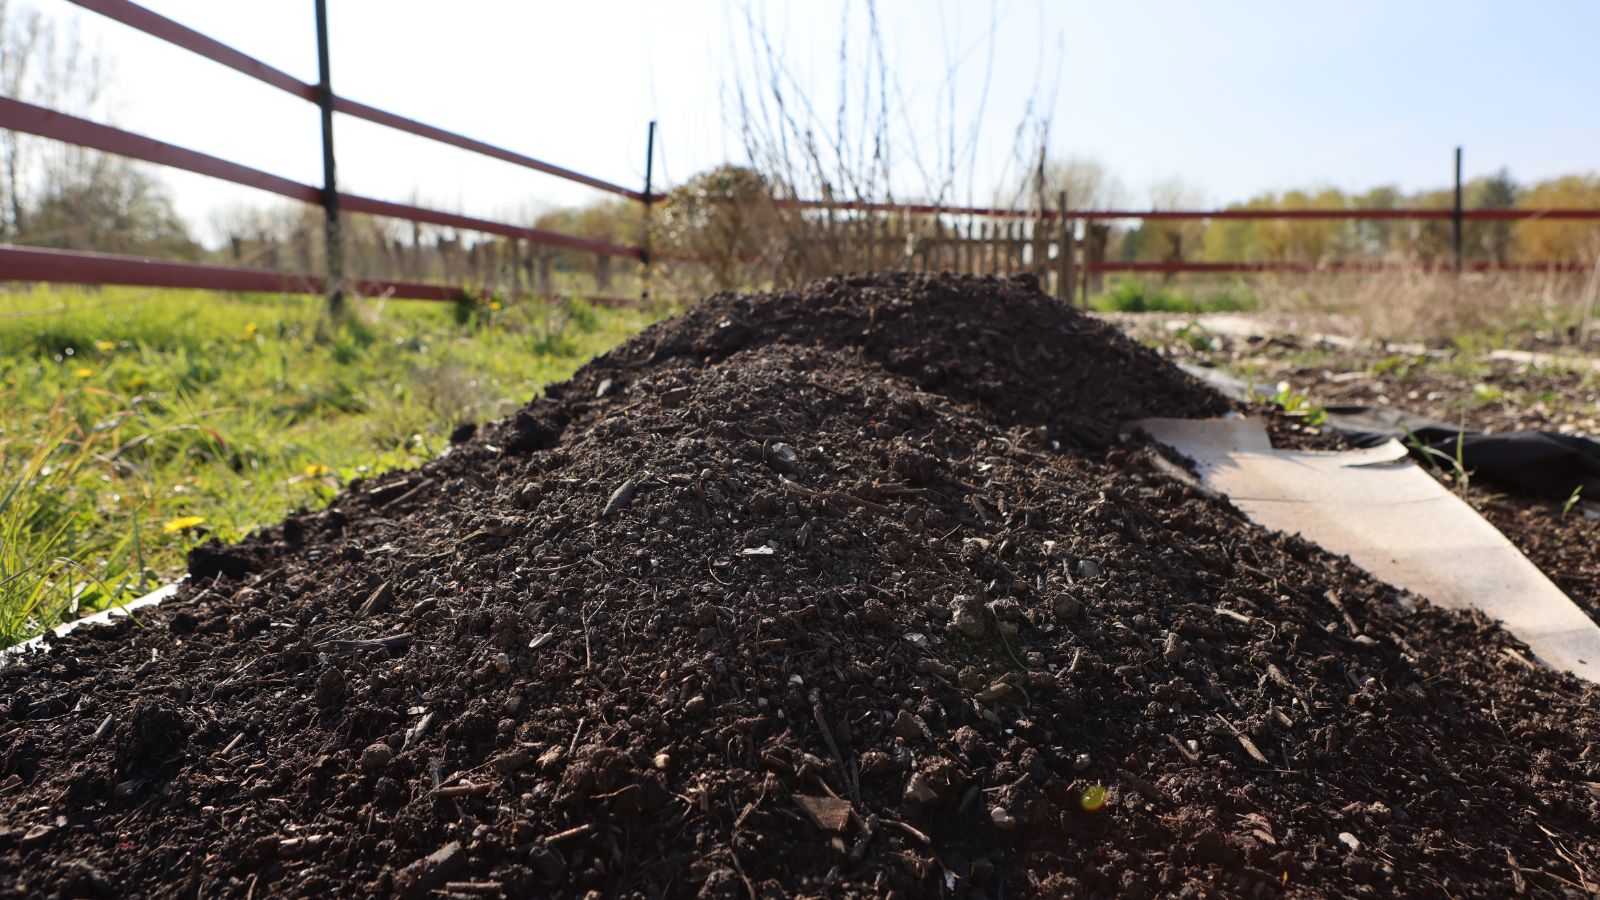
top-left (546, 823), bottom-right (595, 844)
top-left (356, 580), bottom-right (393, 617)
top-left (433, 782), bottom-right (494, 799)
top-left (728, 847), bottom-right (758, 900)
top-left (442, 882), bottom-right (504, 896)
top-left (1120, 770), bottom-right (1168, 805)
top-left (868, 483), bottom-right (932, 498)
top-left (811, 700), bottom-right (860, 806)
top-left (320, 633), bottom-right (413, 654)
top-left (1323, 589), bottom-right (1362, 634)
top-left (569, 717), bottom-right (587, 756)
top-left (525, 559), bottom-right (586, 574)
top-left (779, 476), bottom-right (892, 515)
top-left (880, 816), bottom-right (932, 845)
top-left (1214, 714), bottom-right (1269, 765)
top-left (799, 378), bottom-right (854, 400)
top-left (991, 622), bottom-right (1032, 687)
top-left (581, 599), bottom-right (606, 670)
top-left (377, 478), bottom-right (433, 511)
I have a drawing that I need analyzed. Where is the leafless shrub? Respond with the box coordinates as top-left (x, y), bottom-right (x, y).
top-left (666, 0), bottom-right (1058, 291)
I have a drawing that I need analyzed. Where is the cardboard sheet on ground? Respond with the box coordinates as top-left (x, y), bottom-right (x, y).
top-left (1138, 416), bottom-right (1600, 683)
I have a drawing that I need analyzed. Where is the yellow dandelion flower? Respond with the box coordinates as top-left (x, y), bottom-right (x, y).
top-left (489, 300), bottom-right (503, 311)
top-left (74, 367), bottom-right (94, 378)
top-left (304, 463), bottom-right (333, 478)
top-left (95, 340), bottom-right (118, 352)
top-left (1079, 783), bottom-right (1108, 813)
top-left (162, 515), bottom-right (206, 533)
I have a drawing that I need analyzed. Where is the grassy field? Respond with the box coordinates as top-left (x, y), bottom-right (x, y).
top-left (1094, 271), bottom-right (1598, 344)
top-left (1088, 276), bottom-right (1258, 314)
top-left (0, 285), bottom-right (662, 648)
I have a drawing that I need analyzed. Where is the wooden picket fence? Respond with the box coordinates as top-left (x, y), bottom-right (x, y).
top-left (781, 203), bottom-right (1084, 304)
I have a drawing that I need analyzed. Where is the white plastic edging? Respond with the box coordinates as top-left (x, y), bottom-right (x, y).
top-left (0, 581), bottom-right (182, 668)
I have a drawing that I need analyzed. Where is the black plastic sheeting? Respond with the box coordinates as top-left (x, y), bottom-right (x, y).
top-left (1175, 362), bottom-right (1600, 501)
top-left (1323, 405), bottom-right (1600, 501)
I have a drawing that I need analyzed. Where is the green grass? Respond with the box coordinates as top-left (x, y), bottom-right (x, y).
top-left (1090, 277), bottom-right (1257, 314)
top-left (0, 285), bottom-right (662, 648)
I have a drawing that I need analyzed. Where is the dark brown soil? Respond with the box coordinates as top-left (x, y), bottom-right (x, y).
top-left (3, 274), bottom-right (1597, 898)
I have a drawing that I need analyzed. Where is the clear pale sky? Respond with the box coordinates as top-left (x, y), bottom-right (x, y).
top-left (28, 0), bottom-right (1600, 239)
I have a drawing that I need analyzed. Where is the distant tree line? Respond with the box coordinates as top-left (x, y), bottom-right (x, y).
top-left (1, 0), bottom-right (196, 260)
top-left (1040, 158), bottom-right (1600, 268)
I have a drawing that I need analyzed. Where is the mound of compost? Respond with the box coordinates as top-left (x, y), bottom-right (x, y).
top-left (2, 274), bottom-right (1597, 898)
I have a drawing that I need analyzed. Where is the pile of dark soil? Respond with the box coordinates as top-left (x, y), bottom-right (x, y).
top-left (3, 274), bottom-right (1597, 898)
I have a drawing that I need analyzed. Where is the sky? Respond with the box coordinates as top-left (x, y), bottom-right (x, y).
top-left (18, 0), bottom-right (1600, 242)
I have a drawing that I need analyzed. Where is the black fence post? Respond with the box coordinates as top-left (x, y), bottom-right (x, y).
top-left (315, 0), bottom-right (344, 315)
top-left (640, 120), bottom-right (656, 306)
top-left (1057, 190), bottom-right (1075, 307)
top-left (1452, 146), bottom-right (1463, 275)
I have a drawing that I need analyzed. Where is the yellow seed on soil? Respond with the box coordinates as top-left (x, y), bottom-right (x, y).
top-left (1080, 783), bottom-right (1108, 813)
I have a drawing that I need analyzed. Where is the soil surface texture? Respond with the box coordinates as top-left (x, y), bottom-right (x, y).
top-left (3, 274), bottom-right (1598, 898)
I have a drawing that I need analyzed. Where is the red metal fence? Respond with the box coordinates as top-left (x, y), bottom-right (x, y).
top-left (3, 1), bottom-right (1596, 300)
top-left (786, 198), bottom-right (1600, 223)
top-left (0, 0), bottom-right (656, 304)
top-left (779, 197), bottom-right (1600, 276)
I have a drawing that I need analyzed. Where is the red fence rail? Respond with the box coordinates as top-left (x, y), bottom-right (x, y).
top-left (63, 0), bottom-right (646, 201)
top-left (4, 0), bottom-right (1596, 301)
top-left (1076, 208), bottom-right (1600, 222)
top-left (781, 197), bottom-right (1600, 223)
top-left (780, 195), bottom-right (1599, 283)
top-left (1, 0), bottom-right (655, 304)
top-left (0, 244), bottom-right (644, 307)
top-left (1089, 260), bottom-right (1595, 275)
top-left (0, 244), bottom-right (455, 299)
